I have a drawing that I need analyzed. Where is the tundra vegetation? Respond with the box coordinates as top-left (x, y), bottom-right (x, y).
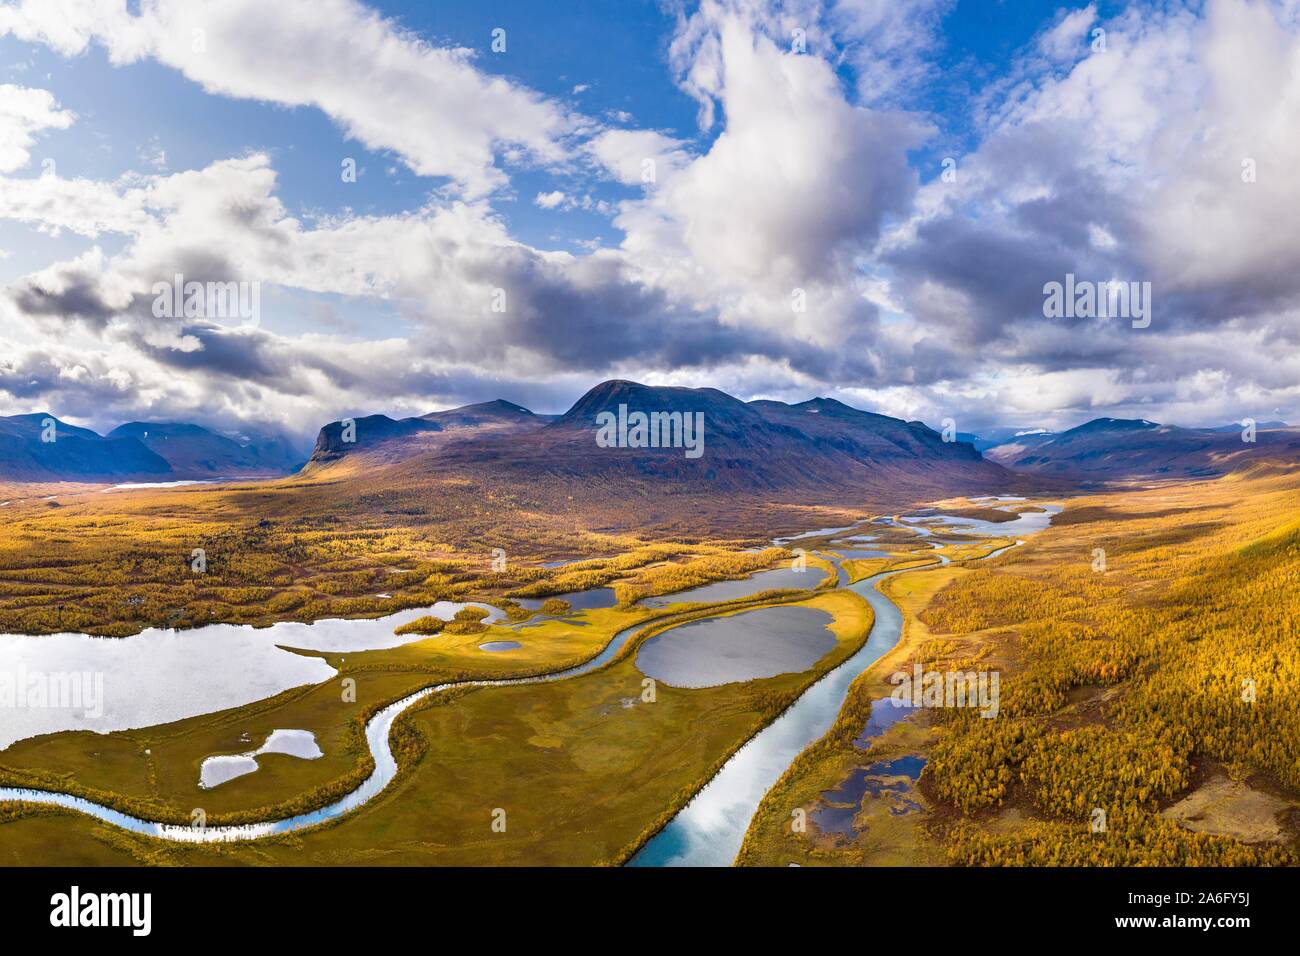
top-left (5, 467), bottom-right (1299, 867)
top-left (0, 477), bottom-right (827, 636)
top-left (739, 468), bottom-right (1300, 866)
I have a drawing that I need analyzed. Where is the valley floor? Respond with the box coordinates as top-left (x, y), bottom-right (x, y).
top-left (2, 470), bottom-right (1299, 865)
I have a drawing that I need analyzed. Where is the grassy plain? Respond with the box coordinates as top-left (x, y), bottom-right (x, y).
top-left (0, 580), bottom-right (871, 865)
top-left (0, 467), bottom-right (899, 637)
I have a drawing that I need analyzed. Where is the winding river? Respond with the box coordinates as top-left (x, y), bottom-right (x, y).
top-left (0, 607), bottom-right (678, 842)
top-left (627, 528), bottom-right (1046, 866)
top-left (0, 503), bottom-right (1060, 855)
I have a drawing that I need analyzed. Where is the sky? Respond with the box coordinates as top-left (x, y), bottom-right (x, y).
top-left (0, 0), bottom-right (1298, 441)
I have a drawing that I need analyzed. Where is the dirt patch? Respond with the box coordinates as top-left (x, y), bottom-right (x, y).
top-left (1161, 774), bottom-right (1292, 844)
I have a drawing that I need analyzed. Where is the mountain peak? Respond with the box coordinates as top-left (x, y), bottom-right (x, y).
top-left (481, 399), bottom-right (532, 415)
top-left (421, 399), bottom-right (536, 425)
top-left (5, 412), bottom-right (62, 425)
top-left (796, 397), bottom-right (848, 414)
top-left (1065, 417), bottom-right (1161, 436)
top-left (109, 421), bottom-right (214, 439)
top-left (558, 380), bottom-right (749, 425)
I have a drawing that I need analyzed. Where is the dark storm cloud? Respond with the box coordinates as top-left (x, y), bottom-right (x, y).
top-left (0, 350), bottom-right (144, 426)
top-left (11, 268), bottom-right (120, 327)
top-left (449, 245), bottom-right (892, 382)
top-left (0, 352), bottom-right (68, 400)
top-left (884, 216), bottom-right (1079, 342)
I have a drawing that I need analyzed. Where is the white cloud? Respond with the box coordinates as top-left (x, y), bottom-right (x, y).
top-left (0, 84), bottom-right (73, 172)
top-left (868, 0), bottom-right (1300, 427)
top-left (6, 0), bottom-right (1300, 435)
top-left (1038, 4), bottom-right (1097, 61)
top-left (607, 1), bottom-right (928, 370)
top-left (0, 0), bottom-right (935, 425)
top-left (0, 169), bottom-right (151, 237)
top-left (587, 129), bottom-right (691, 186)
top-left (0, 0), bottom-right (573, 197)
top-left (828, 0), bottom-right (952, 106)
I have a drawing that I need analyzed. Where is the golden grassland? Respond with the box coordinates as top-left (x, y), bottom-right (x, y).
top-left (0, 461), bottom-right (900, 637)
top-left (739, 469), bottom-right (1300, 866)
top-left (1, 420), bottom-right (1016, 636)
top-left (0, 471), bottom-right (898, 864)
top-left (9, 466), bottom-right (1300, 868)
top-left (0, 589), bottom-right (871, 865)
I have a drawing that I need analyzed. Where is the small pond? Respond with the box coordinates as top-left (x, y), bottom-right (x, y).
top-left (636, 605), bottom-right (837, 688)
top-left (199, 729), bottom-right (323, 789)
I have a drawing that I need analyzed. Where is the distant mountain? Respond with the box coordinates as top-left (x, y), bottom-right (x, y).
top-left (107, 422), bottom-right (307, 477)
top-left (0, 414), bottom-right (308, 483)
top-left (750, 396), bottom-right (988, 466)
top-left (1206, 420), bottom-right (1288, 432)
top-left (979, 430), bottom-right (1057, 459)
top-left (968, 426), bottom-right (1057, 453)
top-left (986, 416), bottom-right (1300, 482)
top-left (420, 398), bottom-right (549, 429)
top-left (0, 414), bottom-right (170, 482)
top-left (312, 381), bottom-right (1022, 512)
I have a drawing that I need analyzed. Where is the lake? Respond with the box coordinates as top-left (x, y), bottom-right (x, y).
top-left (636, 606), bottom-right (837, 687)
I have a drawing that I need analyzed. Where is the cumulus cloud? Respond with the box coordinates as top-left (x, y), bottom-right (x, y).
top-left (587, 129), bottom-right (692, 186)
top-left (605, 0), bottom-right (929, 381)
top-left (875, 0), bottom-right (1300, 428)
top-left (4, 0), bottom-right (1300, 438)
top-left (0, 84), bottom-right (73, 172)
top-left (0, 0), bottom-right (573, 196)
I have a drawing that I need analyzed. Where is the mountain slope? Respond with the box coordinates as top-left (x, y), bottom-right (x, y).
top-left (750, 396), bottom-right (987, 464)
top-left (420, 398), bottom-right (549, 428)
top-left (328, 381), bottom-right (1024, 518)
top-left (969, 427), bottom-right (1056, 453)
top-left (108, 422), bottom-right (306, 477)
top-left (305, 399), bottom-right (550, 473)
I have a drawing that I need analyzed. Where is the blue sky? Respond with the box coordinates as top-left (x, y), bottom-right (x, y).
top-left (0, 0), bottom-right (1295, 438)
top-left (1, 0), bottom-right (1127, 266)
top-left (1, 0), bottom-right (701, 275)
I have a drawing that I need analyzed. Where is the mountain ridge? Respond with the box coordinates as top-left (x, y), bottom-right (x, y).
top-left (300, 380), bottom-right (1025, 514)
top-left (0, 415), bottom-right (306, 482)
top-left (986, 415), bottom-right (1300, 482)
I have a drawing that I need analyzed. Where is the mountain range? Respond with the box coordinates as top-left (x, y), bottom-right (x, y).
top-left (983, 417), bottom-right (1300, 482)
top-left (3, 383), bottom-right (1296, 492)
top-left (0, 414), bottom-right (307, 483)
top-left (301, 381), bottom-right (1017, 506)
